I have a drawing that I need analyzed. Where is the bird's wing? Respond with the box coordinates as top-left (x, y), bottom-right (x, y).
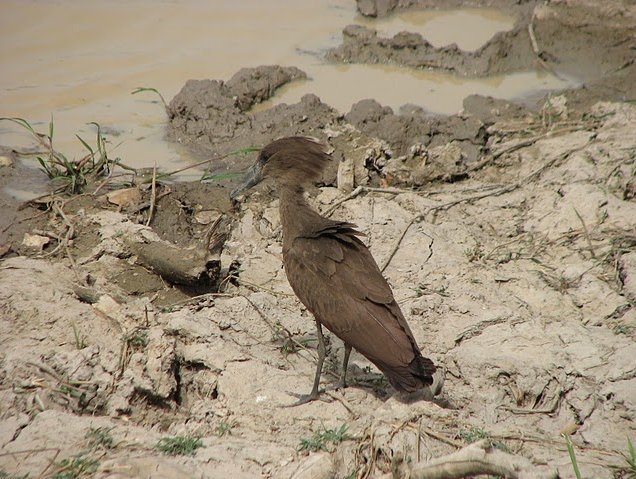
top-left (283, 223), bottom-right (418, 367)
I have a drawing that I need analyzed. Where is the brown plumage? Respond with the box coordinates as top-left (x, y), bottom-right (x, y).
top-left (231, 136), bottom-right (436, 402)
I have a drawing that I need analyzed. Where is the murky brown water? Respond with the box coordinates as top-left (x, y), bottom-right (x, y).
top-left (355, 8), bottom-right (514, 50)
top-left (0, 0), bottom-right (573, 195)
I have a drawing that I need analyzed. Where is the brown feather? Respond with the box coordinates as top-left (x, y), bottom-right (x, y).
top-left (284, 227), bottom-right (435, 391)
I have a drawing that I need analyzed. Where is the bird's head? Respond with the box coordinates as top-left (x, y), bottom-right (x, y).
top-left (230, 136), bottom-right (330, 199)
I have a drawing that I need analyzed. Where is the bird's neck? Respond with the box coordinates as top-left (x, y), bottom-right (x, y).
top-left (278, 184), bottom-right (324, 242)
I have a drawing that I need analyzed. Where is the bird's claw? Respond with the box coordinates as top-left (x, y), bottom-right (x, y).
top-left (282, 390), bottom-right (325, 407)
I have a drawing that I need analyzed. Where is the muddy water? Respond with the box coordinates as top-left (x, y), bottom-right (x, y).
top-left (356, 8), bottom-right (515, 50)
top-left (1, 0), bottom-right (572, 196)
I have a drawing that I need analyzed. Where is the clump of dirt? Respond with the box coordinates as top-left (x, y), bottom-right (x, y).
top-left (345, 98), bottom-right (488, 162)
top-left (1, 1), bottom-right (636, 478)
top-left (166, 65), bottom-right (340, 177)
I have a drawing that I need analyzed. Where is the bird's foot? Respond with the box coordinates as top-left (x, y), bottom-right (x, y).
top-left (282, 390), bottom-right (326, 407)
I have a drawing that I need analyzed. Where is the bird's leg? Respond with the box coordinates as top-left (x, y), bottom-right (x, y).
top-left (285, 320), bottom-right (326, 406)
top-left (338, 344), bottom-right (352, 389)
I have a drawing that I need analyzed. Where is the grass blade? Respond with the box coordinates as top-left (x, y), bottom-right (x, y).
top-left (0, 116), bottom-right (37, 134)
top-left (200, 171), bottom-right (242, 182)
top-left (564, 434), bottom-right (582, 479)
top-left (231, 146), bottom-right (260, 155)
top-left (132, 86), bottom-right (167, 107)
top-left (76, 134), bottom-right (94, 156)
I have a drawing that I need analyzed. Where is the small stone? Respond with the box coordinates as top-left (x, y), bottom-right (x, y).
top-left (0, 155), bottom-right (14, 167)
top-left (104, 187), bottom-right (141, 208)
top-left (194, 210), bottom-right (220, 225)
top-left (21, 233), bottom-right (50, 251)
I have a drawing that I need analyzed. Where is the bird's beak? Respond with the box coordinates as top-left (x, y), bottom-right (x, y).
top-left (230, 161), bottom-right (263, 200)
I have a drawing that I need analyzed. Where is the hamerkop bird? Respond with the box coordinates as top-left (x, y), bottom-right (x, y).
top-left (231, 136), bottom-right (436, 403)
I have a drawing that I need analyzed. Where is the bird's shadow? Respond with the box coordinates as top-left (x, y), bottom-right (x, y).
top-left (327, 363), bottom-right (456, 410)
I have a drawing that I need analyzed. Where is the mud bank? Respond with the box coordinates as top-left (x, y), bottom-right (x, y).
top-left (337, 0), bottom-right (636, 110)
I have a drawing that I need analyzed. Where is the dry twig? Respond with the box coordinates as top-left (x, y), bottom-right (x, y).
top-left (145, 161), bottom-right (158, 226)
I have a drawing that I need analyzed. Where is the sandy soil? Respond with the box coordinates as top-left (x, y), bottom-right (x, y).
top-left (1, 1), bottom-right (635, 478)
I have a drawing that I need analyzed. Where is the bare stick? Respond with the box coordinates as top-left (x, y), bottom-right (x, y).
top-left (528, 14), bottom-right (540, 56)
top-left (241, 294), bottom-right (316, 360)
top-left (48, 201), bottom-right (81, 281)
top-left (145, 161), bottom-right (158, 227)
top-left (324, 185), bottom-right (365, 217)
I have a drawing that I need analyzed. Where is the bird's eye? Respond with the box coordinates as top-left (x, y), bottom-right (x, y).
top-left (259, 151), bottom-right (271, 164)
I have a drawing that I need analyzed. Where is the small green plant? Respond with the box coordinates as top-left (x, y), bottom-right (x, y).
top-left (298, 423), bottom-right (350, 452)
top-left (415, 283), bottom-right (449, 297)
top-left (85, 426), bottom-right (115, 450)
top-left (156, 435), bottom-right (203, 456)
top-left (271, 321), bottom-right (314, 356)
top-left (465, 243), bottom-right (484, 262)
top-left (281, 336), bottom-right (314, 355)
top-left (200, 146), bottom-right (260, 182)
top-left (72, 323), bottom-right (87, 349)
top-left (459, 426), bottom-right (489, 443)
top-left (200, 171), bottom-right (242, 182)
top-left (0, 470), bottom-right (30, 479)
top-left (617, 437), bottom-right (636, 478)
top-left (51, 454), bottom-right (98, 479)
top-left (125, 330), bottom-right (149, 350)
top-left (0, 117), bottom-right (116, 194)
top-left (564, 434), bottom-right (582, 479)
top-left (216, 420), bottom-right (236, 437)
top-left (459, 426), bottom-right (508, 452)
top-left (613, 324), bottom-right (632, 335)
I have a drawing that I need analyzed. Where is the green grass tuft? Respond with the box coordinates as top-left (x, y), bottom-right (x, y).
top-left (85, 426), bottom-right (115, 450)
top-left (156, 435), bottom-right (203, 456)
top-left (0, 116), bottom-right (117, 194)
top-left (51, 455), bottom-right (98, 479)
top-left (0, 470), bottom-right (30, 479)
top-left (298, 423), bottom-right (350, 452)
top-left (216, 420), bottom-right (236, 437)
top-left (619, 437), bottom-right (636, 478)
top-left (125, 330), bottom-right (149, 350)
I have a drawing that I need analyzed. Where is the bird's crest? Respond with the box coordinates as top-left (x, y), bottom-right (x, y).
top-left (260, 136), bottom-right (331, 185)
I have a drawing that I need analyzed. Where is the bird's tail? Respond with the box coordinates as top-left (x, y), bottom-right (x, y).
top-left (380, 354), bottom-right (436, 393)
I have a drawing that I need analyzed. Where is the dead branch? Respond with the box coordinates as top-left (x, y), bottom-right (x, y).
top-left (376, 440), bottom-right (558, 479)
top-left (129, 240), bottom-right (219, 289)
top-left (127, 214), bottom-right (228, 291)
